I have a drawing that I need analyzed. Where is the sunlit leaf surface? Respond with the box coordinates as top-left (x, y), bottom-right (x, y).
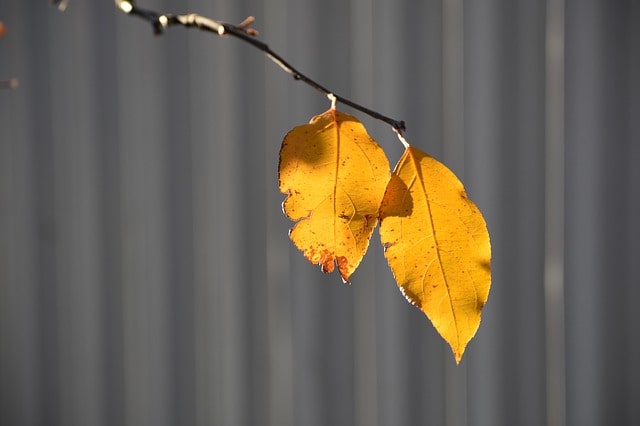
top-left (379, 146), bottom-right (491, 363)
top-left (279, 109), bottom-right (390, 283)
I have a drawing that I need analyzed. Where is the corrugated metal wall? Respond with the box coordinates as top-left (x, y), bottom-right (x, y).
top-left (0, 1), bottom-right (638, 425)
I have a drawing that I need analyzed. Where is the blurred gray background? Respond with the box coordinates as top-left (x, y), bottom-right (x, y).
top-left (1, 0), bottom-right (639, 425)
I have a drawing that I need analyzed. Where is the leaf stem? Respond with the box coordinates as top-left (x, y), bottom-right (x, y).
top-left (112, 0), bottom-right (407, 134)
top-left (327, 93), bottom-right (337, 110)
top-left (394, 128), bottom-right (411, 149)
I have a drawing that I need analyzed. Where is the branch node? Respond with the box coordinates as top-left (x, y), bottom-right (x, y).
top-left (237, 16), bottom-right (259, 36)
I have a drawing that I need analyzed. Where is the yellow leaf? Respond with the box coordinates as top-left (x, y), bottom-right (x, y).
top-left (279, 109), bottom-right (390, 283)
top-left (379, 146), bottom-right (491, 363)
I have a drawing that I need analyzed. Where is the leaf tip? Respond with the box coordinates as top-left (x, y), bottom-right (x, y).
top-left (450, 342), bottom-right (467, 364)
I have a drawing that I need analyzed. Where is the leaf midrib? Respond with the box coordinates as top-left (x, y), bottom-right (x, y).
top-left (409, 149), bottom-right (460, 348)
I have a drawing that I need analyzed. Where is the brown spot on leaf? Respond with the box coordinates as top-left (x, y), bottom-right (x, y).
top-left (319, 250), bottom-right (335, 274)
top-left (336, 256), bottom-right (351, 284)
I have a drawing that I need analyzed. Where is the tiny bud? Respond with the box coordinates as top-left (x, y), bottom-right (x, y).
top-left (238, 16), bottom-right (255, 28)
top-left (54, 0), bottom-right (69, 11)
top-left (118, 1), bottom-right (133, 14)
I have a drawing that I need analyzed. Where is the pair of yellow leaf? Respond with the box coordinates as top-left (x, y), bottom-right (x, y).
top-left (278, 109), bottom-right (491, 363)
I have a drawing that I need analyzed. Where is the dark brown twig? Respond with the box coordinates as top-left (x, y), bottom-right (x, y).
top-left (114, 0), bottom-right (406, 134)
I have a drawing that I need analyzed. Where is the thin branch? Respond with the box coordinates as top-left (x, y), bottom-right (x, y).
top-left (114, 0), bottom-right (407, 134)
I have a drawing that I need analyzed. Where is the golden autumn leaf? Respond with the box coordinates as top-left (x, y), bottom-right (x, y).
top-left (279, 109), bottom-right (390, 283)
top-left (379, 146), bottom-right (491, 363)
